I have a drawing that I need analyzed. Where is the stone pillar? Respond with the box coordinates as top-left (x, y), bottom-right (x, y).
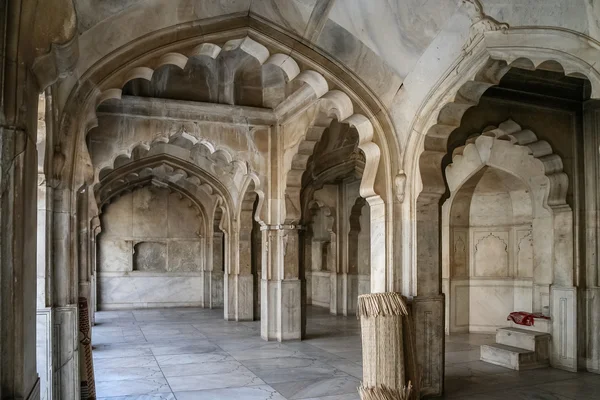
top-left (211, 232), bottom-right (224, 308)
top-left (413, 193), bottom-right (445, 397)
top-left (583, 100), bottom-right (600, 373)
top-left (77, 189), bottom-right (91, 313)
top-left (226, 204), bottom-right (255, 321)
top-left (90, 219), bottom-right (101, 324)
top-left (1, 123), bottom-right (40, 399)
top-left (52, 187), bottom-right (80, 399)
top-left (37, 173), bottom-right (53, 400)
top-left (261, 225), bottom-right (302, 341)
top-left (202, 233), bottom-right (212, 308)
top-left (252, 221), bottom-right (262, 320)
top-left (0, 5), bottom-right (41, 396)
top-left (328, 234), bottom-right (343, 315)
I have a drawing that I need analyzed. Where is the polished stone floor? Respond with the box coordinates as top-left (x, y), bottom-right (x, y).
top-left (444, 333), bottom-right (599, 399)
top-left (92, 307), bottom-right (599, 399)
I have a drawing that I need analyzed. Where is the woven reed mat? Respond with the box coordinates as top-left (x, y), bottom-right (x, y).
top-left (357, 292), bottom-right (413, 400)
top-left (79, 297), bottom-right (96, 399)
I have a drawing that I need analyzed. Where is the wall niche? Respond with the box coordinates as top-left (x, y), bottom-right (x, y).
top-left (133, 242), bottom-right (167, 272)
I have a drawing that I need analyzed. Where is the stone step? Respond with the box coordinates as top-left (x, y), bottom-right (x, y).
top-left (480, 343), bottom-right (549, 371)
top-left (509, 318), bottom-right (550, 333)
top-left (496, 327), bottom-right (551, 352)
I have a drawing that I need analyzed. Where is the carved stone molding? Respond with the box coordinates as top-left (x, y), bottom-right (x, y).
top-left (32, 35), bottom-right (79, 90)
top-left (462, 0), bottom-right (509, 55)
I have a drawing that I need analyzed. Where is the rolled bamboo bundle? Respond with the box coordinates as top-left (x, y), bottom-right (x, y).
top-left (357, 292), bottom-right (412, 400)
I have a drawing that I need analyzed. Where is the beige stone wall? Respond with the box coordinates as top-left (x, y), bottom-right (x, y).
top-left (98, 186), bottom-right (204, 309)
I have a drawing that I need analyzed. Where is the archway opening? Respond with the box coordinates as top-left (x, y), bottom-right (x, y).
top-left (416, 63), bottom-right (594, 397)
top-left (297, 117), bottom-right (368, 354)
top-left (444, 166), bottom-right (533, 334)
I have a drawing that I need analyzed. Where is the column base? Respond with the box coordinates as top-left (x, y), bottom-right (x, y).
top-left (26, 379), bottom-right (40, 400)
top-left (209, 271), bottom-right (224, 308)
top-left (550, 285), bottom-right (577, 371)
top-left (53, 305), bottom-right (80, 400)
top-left (330, 273), bottom-right (359, 316)
top-left (36, 308), bottom-right (53, 400)
top-left (225, 274), bottom-right (254, 321)
top-left (345, 273), bottom-right (359, 316)
top-left (583, 287), bottom-right (600, 373)
top-left (261, 279), bottom-right (302, 341)
top-left (412, 294), bottom-right (445, 398)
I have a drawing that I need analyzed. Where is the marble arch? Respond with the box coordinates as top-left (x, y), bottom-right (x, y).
top-left (49, 24), bottom-right (399, 333)
top-left (442, 120), bottom-right (572, 337)
top-left (55, 27), bottom-right (399, 202)
top-left (410, 29), bottom-right (600, 296)
top-left (401, 27), bottom-right (600, 397)
top-left (91, 133), bottom-right (250, 211)
top-left (283, 92), bottom-right (386, 296)
top-left (36, 12), bottom-right (400, 399)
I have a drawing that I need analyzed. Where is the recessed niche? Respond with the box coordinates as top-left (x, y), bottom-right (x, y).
top-left (133, 241), bottom-right (167, 272)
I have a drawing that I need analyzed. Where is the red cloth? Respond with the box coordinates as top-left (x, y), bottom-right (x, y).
top-left (507, 311), bottom-right (550, 326)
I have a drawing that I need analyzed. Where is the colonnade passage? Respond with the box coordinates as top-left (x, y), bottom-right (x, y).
top-left (2, 1), bottom-right (600, 399)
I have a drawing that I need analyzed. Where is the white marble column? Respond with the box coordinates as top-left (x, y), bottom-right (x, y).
top-left (1, 124), bottom-right (40, 400)
top-left (414, 193), bottom-right (446, 397)
top-left (90, 218), bottom-right (101, 325)
top-left (36, 173), bottom-right (53, 400)
top-left (582, 100), bottom-right (600, 374)
top-left (226, 205), bottom-right (255, 321)
top-left (0, 10), bottom-right (41, 395)
top-left (261, 225), bottom-right (302, 341)
top-left (52, 187), bottom-right (80, 399)
top-left (210, 232), bottom-right (224, 308)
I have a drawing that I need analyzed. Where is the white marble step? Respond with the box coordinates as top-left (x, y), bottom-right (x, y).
top-left (480, 343), bottom-right (549, 371)
top-left (509, 318), bottom-right (550, 333)
top-left (496, 327), bottom-right (550, 352)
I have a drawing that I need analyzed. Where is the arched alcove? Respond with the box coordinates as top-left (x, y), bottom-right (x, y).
top-left (444, 166), bottom-right (534, 333)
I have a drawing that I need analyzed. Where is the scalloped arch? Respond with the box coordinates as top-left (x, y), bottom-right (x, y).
top-left (97, 163), bottom-right (218, 208)
top-left (446, 119), bottom-right (568, 211)
top-left (417, 29), bottom-right (600, 199)
top-left (284, 90), bottom-right (380, 224)
top-left (94, 36), bottom-right (310, 109)
top-left (94, 133), bottom-right (249, 194)
top-left (418, 53), bottom-right (597, 200)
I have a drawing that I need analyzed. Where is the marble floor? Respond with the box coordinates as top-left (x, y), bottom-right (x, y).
top-left (92, 307), bottom-right (599, 400)
top-left (444, 333), bottom-right (600, 399)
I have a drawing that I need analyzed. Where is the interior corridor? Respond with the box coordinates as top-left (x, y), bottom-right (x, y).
top-left (92, 306), bottom-right (599, 400)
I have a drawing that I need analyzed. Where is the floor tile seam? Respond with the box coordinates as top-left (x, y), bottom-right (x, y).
top-left (170, 383), bottom-right (285, 397)
top-left (160, 362), bottom-right (256, 378)
top-left (155, 353), bottom-right (177, 398)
